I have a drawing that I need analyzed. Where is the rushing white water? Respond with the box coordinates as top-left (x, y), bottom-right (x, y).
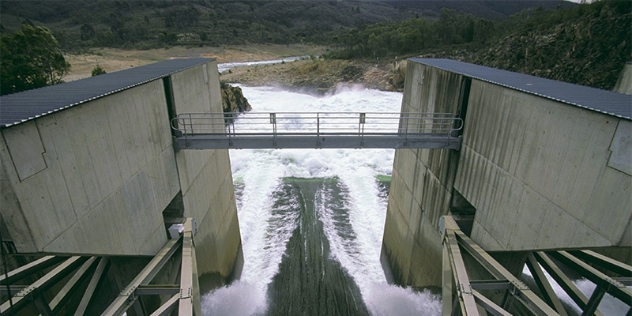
top-left (202, 85), bottom-right (441, 315)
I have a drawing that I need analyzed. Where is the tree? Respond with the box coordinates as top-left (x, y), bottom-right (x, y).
top-left (91, 65), bottom-right (106, 76)
top-left (80, 23), bottom-right (96, 41)
top-left (1, 24), bottom-right (70, 95)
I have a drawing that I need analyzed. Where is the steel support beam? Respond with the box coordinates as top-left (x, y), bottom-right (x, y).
top-left (442, 242), bottom-right (454, 316)
top-left (525, 253), bottom-right (568, 316)
top-left (583, 286), bottom-right (607, 316)
top-left (615, 277), bottom-right (632, 286)
top-left (102, 239), bottom-right (181, 315)
top-left (472, 290), bottom-right (512, 316)
top-left (135, 285), bottom-right (180, 296)
top-left (33, 293), bottom-right (53, 316)
top-left (1, 221), bottom-right (206, 316)
top-left (46, 256), bottom-right (97, 314)
top-left (75, 257), bottom-right (108, 316)
top-left (440, 217), bottom-right (631, 316)
top-left (569, 250), bottom-right (632, 277)
top-left (0, 256), bottom-right (86, 315)
top-left (454, 230), bottom-right (560, 315)
top-left (469, 280), bottom-right (512, 291)
top-left (179, 218), bottom-right (201, 316)
top-left (150, 294), bottom-right (179, 316)
top-left (0, 256), bottom-right (65, 285)
top-left (533, 252), bottom-right (604, 316)
top-left (442, 216), bottom-right (480, 316)
top-left (550, 251), bottom-right (632, 307)
top-left (0, 285), bottom-right (27, 296)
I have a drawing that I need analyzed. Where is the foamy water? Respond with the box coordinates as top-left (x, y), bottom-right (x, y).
top-left (202, 85), bottom-right (441, 315)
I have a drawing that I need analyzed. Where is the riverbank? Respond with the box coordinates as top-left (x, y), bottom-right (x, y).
top-left (220, 58), bottom-right (406, 94)
top-left (63, 44), bottom-right (405, 94)
top-left (63, 44), bottom-right (326, 81)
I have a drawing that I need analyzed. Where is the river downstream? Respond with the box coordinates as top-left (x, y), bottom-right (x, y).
top-left (202, 58), bottom-right (629, 315)
top-left (201, 86), bottom-right (442, 315)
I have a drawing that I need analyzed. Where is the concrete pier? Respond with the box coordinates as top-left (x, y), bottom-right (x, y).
top-left (382, 58), bottom-right (632, 289)
top-left (0, 58), bottom-right (242, 285)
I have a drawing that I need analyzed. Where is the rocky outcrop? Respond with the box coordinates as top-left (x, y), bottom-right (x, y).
top-left (221, 82), bottom-right (252, 113)
top-left (220, 59), bottom-right (407, 94)
top-left (362, 62), bottom-right (406, 92)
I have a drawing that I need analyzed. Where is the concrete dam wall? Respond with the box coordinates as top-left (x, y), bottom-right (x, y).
top-left (382, 58), bottom-right (632, 288)
top-left (0, 58), bottom-right (241, 281)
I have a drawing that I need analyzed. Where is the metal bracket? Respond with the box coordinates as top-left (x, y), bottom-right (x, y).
top-left (180, 287), bottom-right (192, 299)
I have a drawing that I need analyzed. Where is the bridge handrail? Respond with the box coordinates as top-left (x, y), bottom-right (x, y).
top-left (171, 112), bottom-right (463, 138)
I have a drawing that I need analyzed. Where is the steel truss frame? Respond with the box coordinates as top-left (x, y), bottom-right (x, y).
top-left (0, 218), bottom-right (200, 316)
top-left (441, 216), bottom-right (632, 316)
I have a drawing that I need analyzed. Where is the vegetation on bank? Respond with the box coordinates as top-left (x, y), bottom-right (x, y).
top-left (0, 0), bottom-right (422, 50)
top-left (474, 1), bottom-right (631, 90)
top-left (325, 0), bottom-right (631, 90)
top-left (0, 0), bottom-right (629, 94)
top-left (0, 0), bottom-right (567, 51)
top-left (1, 23), bottom-right (70, 95)
top-left (325, 8), bottom-right (495, 59)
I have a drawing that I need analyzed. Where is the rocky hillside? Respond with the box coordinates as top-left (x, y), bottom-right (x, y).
top-left (326, 1), bottom-right (629, 91)
top-left (219, 1), bottom-right (629, 94)
top-left (474, 2), bottom-right (631, 90)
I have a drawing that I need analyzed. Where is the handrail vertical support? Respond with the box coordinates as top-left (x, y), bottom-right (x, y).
top-left (228, 120), bottom-right (233, 147)
top-left (270, 113), bottom-right (277, 147)
top-left (316, 113), bottom-right (321, 147)
top-left (186, 114), bottom-right (193, 148)
top-left (359, 113), bottom-right (366, 147)
top-left (404, 113), bottom-right (409, 147)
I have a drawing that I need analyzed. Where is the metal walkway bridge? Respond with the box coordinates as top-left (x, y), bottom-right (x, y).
top-left (172, 112), bottom-right (463, 150)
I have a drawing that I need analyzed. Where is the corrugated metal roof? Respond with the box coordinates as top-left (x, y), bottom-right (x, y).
top-left (0, 58), bottom-right (212, 128)
top-left (411, 58), bottom-right (632, 120)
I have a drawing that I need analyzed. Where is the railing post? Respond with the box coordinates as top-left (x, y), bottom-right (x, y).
top-left (359, 113), bottom-right (366, 147)
top-left (404, 113), bottom-right (409, 147)
top-left (227, 115), bottom-right (234, 147)
top-left (188, 113), bottom-right (194, 135)
top-left (270, 113), bottom-right (277, 147)
top-left (316, 113), bottom-right (321, 147)
top-left (181, 115), bottom-right (190, 148)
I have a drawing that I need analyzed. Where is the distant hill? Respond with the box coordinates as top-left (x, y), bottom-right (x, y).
top-left (0, 0), bottom-right (570, 50)
top-left (325, 0), bottom-right (630, 90)
top-left (381, 0), bottom-right (573, 20)
top-left (474, 0), bottom-right (631, 90)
